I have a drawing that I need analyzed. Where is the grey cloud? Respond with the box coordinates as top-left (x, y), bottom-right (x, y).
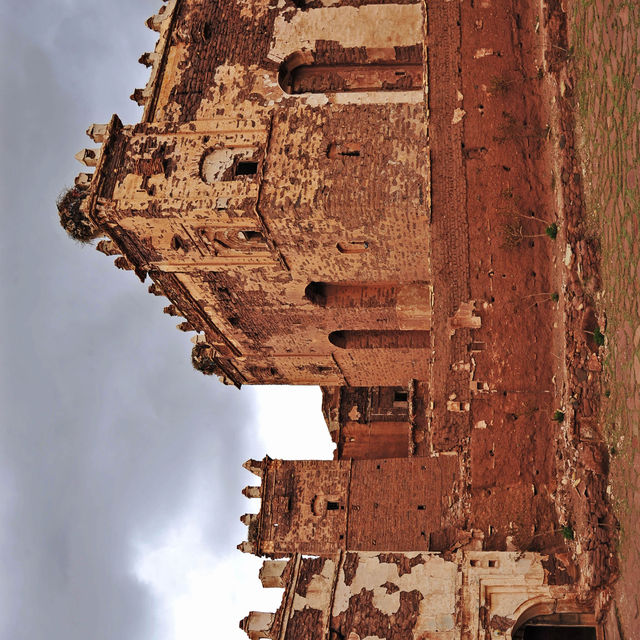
top-left (0, 2), bottom-right (264, 639)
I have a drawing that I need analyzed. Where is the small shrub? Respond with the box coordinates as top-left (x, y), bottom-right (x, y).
top-left (552, 410), bottom-right (565, 422)
top-left (545, 223), bottom-right (558, 239)
top-left (604, 389), bottom-right (611, 398)
top-left (191, 342), bottom-right (221, 376)
top-left (593, 327), bottom-right (605, 346)
top-left (561, 525), bottom-right (575, 540)
top-left (57, 186), bottom-right (99, 243)
top-left (551, 292), bottom-right (560, 302)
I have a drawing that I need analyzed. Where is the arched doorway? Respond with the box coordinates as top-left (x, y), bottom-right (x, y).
top-left (513, 612), bottom-right (597, 640)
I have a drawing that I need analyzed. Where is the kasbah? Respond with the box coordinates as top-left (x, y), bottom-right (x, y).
top-left (58, 0), bottom-right (621, 638)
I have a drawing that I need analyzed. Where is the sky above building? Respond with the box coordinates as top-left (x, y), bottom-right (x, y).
top-left (0, 2), bottom-right (334, 639)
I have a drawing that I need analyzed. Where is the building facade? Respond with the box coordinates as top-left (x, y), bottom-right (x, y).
top-left (59, 0), bottom-right (611, 637)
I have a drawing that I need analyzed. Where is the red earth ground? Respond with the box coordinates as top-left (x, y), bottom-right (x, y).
top-left (568, 0), bottom-right (640, 637)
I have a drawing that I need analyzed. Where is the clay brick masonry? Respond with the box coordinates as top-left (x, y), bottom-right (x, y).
top-left (59, 0), bottom-right (618, 638)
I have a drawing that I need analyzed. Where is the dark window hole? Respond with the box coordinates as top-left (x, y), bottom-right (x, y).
top-left (235, 161), bottom-right (258, 176)
top-left (394, 390), bottom-right (409, 403)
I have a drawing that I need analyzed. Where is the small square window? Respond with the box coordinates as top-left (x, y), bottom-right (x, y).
top-left (235, 161), bottom-right (258, 177)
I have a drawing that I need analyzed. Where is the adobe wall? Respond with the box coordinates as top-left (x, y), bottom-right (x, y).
top-left (73, 0), bottom-right (432, 387)
top-left (241, 551), bottom-right (591, 640)
top-left (240, 456), bottom-right (461, 557)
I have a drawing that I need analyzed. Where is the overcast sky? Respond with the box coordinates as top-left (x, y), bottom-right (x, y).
top-left (0, 2), bottom-right (333, 639)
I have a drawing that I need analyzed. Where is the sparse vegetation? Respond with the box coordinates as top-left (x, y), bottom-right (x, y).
top-left (552, 410), bottom-right (565, 422)
top-left (561, 524), bottom-right (575, 540)
top-left (57, 186), bottom-right (99, 243)
top-left (500, 208), bottom-right (559, 248)
top-left (501, 220), bottom-right (558, 248)
top-left (545, 222), bottom-right (558, 239)
top-left (191, 342), bottom-right (221, 376)
top-left (593, 326), bottom-right (605, 346)
top-left (523, 291), bottom-right (560, 310)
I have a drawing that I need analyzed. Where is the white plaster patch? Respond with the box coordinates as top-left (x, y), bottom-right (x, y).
top-left (452, 108), bottom-right (466, 124)
top-left (332, 553), bottom-right (457, 623)
top-left (474, 48), bottom-right (495, 58)
top-left (304, 93), bottom-right (330, 107)
top-left (564, 243), bottom-right (573, 266)
top-left (292, 558), bottom-right (336, 612)
top-left (269, 4), bottom-right (424, 63)
top-left (332, 90), bottom-right (423, 105)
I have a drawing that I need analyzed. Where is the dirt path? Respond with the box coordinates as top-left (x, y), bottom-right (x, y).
top-left (569, 1), bottom-right (640, 637)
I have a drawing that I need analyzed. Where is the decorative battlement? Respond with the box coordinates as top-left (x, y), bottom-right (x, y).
top-left (243, 459), bottom-right (266, 478)
top-left (239, 611), bottom-right (274, 640)
top-left (242, 485), bottom-right (261, 499)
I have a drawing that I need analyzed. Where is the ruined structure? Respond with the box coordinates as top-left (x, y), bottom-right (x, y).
top-left (60, 0), bottom-right (614, 637)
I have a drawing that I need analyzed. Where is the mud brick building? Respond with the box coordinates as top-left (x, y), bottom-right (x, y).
top-left (60, 0), bottom-right (611, 637)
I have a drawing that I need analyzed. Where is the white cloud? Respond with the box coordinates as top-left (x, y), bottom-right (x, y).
top-left (134, 516), bottom-right (283, 640)
top-left (252, 386), bottom-right (335, 460)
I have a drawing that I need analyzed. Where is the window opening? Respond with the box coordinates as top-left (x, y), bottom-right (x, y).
top-left (337, 241), bottom-right (369, 254)
top-left (235, 161), bottom-right (258, 177)
top-left (327, 501), bottom-right (340, 511)
top-left (170, 234), bottom-right (188, 253)
top-left (238, 230), bottom-right (264, 242)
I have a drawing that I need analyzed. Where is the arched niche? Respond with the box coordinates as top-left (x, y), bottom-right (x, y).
top-left (328, 330), bottom-right (430, 350)
top-left (278, 49), bottom-right (423, 95)
top-left (305, 282), bottom-right (397, 308)
top-left (510, 600), bottom-right (597, 640)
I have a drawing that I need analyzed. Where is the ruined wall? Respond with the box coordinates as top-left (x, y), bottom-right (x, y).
top-left (240, 455), bottom-right (461, 556)
top-left (73, 0), bottom-right (432, 387)
top-left (242, 551), bottom-right (591, 640)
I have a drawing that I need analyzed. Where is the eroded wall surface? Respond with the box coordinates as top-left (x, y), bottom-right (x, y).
top-left (75, 0), bottom-right (431, 388)
top-left (242, 551), bottom-right (589, 640)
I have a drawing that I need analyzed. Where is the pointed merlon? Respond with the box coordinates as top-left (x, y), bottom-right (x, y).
top-left (75, 148), bottom-right (100, 167)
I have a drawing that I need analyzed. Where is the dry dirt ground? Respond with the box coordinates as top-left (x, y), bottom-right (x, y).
top-left (569, 0), bottom-right (640, 637)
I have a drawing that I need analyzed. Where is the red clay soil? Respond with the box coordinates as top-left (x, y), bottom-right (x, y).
top-left (568, 0), bottom-right (640, 636)
top-left (418, 0), bottom-right (617, 601)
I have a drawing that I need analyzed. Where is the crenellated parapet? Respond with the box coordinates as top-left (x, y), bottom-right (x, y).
top-left (239, 611), bottom-right (275, 640)
top-left (137, 0), bottom-right (179, 121)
